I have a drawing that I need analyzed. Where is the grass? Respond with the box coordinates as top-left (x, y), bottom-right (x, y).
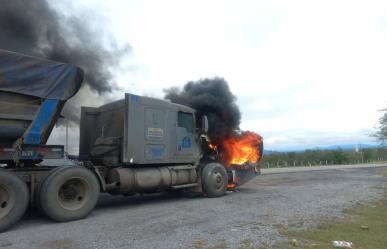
top-left (381, 169), bottom-right (387, 177)
top-left (191, 237), bottom-right (268, 249)
top-left (277, 169), bottom-right (387, 249)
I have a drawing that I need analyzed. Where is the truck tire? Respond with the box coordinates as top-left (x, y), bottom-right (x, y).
top-left (39, 166), bottom-right (99, 222)
top-left (202, 163), bottom-right (228, 198)
top-left (0, 170), bottom-right (29, 233)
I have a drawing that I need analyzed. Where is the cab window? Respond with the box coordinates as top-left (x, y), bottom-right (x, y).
top-left (178, 111), bottom-right (194, 133)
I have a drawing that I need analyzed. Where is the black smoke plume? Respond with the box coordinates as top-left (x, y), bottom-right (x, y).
top-left (164, 77), bottom-right (241, 144)
top-left (0, 0), bottom-right (129, 123)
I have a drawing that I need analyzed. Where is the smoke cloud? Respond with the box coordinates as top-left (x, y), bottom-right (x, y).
top-left (164, 77), bottom-right (241, 144)
top-left (0, 0), bottom-right (129, 122)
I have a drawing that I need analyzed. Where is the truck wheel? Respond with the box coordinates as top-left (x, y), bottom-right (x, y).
top-left (39, 167), bottom-right (99, 222)
top-left (0, 170), bottom-right (29, 233)
top-left (202, 163), bottom-right (228, 198)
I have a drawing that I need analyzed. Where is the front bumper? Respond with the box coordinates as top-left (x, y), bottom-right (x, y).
top-left (227, 162), bottom-right (260, 189)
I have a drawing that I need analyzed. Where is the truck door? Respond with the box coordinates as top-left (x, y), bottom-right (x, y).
top-left (175, 111), bottom-right (197, 157)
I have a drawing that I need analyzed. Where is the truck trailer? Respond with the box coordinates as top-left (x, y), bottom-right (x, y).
top-left (0, 50), bottom-right (262, 232)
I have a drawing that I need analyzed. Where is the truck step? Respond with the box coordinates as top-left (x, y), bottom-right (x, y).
top-left (171, 183), bottom-right (198, 189)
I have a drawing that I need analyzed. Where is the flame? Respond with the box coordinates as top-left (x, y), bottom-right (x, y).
top-left (227, 183), bottom-right (237, 189)
top-left (208, 143), bottom-right (217, 150)
top-left (221, 131), bottom-right (262, 166)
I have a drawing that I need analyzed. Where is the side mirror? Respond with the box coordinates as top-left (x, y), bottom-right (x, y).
top-left (201, 115), bottom-right (209, 133)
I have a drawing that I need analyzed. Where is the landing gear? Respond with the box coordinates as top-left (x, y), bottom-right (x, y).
top-left (39, 167), bottom-right (99, 222)
top-left (0, 170), bottom-right (29, 233)
top-left (202, 163), bottom-right (228, 197)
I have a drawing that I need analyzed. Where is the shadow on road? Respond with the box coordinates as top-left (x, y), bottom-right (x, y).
top-left (15, 191), bottom-right (200, 230)
top-left (96, 191), bottom-right (199, 210)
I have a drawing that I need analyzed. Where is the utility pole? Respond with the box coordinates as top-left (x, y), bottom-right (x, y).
top-left (361, 149), bottom-right (364, 164)
top-left (359, 144), bottom-right (364, 164)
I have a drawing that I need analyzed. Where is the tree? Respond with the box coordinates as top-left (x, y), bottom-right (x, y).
top-left (332, 149), bottom-right (347, 164)
top-left (374, 109), bottom-right (387, 144)
top-left (362, 149), bottom-right (373, 162)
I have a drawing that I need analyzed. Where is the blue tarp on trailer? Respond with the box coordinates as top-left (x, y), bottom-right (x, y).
top-left (0, 49), bottom-right (83, 100)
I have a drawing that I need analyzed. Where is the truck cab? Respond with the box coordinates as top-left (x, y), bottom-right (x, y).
top-left (79, 93), bottom-right (202, 166)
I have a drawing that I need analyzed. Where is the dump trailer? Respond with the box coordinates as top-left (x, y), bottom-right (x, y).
top-left (0, 50), bottom-right (262, 232)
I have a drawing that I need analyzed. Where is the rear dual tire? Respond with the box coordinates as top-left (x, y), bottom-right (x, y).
top-left (0, 170), bottom-right (29, 233)
top-left (39, 166), bottom-right (99, 222)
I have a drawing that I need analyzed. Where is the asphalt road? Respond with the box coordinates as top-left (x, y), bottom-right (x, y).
top-left (1, 164), bottom-right (387, 249)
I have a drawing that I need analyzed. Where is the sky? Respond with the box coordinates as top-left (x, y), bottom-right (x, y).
top-left (48, 0), bottom-right (387, 153)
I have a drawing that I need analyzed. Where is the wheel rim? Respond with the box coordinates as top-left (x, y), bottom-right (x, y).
top-left (210, 170), bottom-right (225, 190)
top-left (57, 177), bottom-right (90, 211)
top-left (0, 183), bottom-right (15, 220)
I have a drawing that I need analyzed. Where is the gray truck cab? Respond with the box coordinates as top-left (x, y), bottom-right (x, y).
top-left (79, 93), bottom-right (201, 166)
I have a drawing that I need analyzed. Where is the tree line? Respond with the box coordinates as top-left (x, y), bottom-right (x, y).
top-left (261, 147), bottom-right (387, 168)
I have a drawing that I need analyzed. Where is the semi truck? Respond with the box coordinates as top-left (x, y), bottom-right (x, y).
top-left (0, 50), bottom-right (262, 232)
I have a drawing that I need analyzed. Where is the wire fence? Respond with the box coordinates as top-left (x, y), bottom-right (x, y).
top-left (262, 157), bottom-right (387, 168)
